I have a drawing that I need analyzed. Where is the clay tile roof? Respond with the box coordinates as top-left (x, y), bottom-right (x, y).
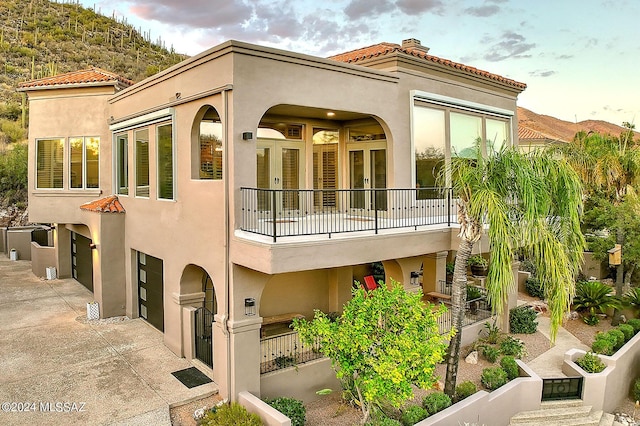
top-left (80, 195), bottom-right (125, 213)
top-left (329, 42), bottom-right (527, 90)
top-left (18, 67), bottom-right (133, 89)
top-left (518, 126), bottom-right (548, 140)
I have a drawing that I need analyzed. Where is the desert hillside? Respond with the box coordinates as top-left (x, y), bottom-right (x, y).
top-left (517, 107), bottom-right (637, 142)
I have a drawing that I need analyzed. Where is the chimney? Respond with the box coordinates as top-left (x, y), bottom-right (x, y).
top-left (402, 38), bottom-right (430, 54)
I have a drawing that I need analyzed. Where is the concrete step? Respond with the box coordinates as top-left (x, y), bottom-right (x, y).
top-left (599, 412), bottom-right (615, 426)
top-left (540, 399), bottom-right (585, 409)
top-left (509, 405), bottom-right (592, 424)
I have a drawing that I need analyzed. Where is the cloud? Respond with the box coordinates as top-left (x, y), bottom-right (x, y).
top-left (128, 0), bottom-right (252, 29)
top-left (529, 69), bottom-right (556, 77)
top-left (395, 0), bottom-right (444, 15)
top-left (465, 4), bottom-right (500, 17)
top-left (344, 0), bottom-right (394, 19)
top-left (483, 31), bottom-right (535, 61)
top-left (555, 54), bottom-right (573, 60)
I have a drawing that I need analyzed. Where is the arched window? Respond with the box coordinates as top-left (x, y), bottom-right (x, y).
top-left (198, 107), bottom-right (223, 179)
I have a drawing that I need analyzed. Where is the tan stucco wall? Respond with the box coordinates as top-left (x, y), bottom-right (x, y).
top-left (260, 358), bottom-right (341, 403)
top-left (260, 270), bottom-right (331, 318)
top-left (30, 242), bottom-right (56, 278)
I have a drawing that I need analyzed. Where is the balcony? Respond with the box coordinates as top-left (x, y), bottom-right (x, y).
top-left (240, 187), bottom-right (456, 242)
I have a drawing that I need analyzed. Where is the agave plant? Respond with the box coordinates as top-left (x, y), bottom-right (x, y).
top-left (572, 281), bottom-right (622, 324)
top-left (623, 287), bottom-right (640, 315)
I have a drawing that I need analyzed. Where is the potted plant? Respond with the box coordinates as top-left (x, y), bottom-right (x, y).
top-left (467, 286), bottom-right (482, 313)
top-left (468, 255), bottom-right (488, 276)
top-left (446, 261), bottom-right (455, 283)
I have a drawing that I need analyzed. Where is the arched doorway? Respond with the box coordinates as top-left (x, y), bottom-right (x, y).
top-left (188, 267), bottom-right (217, 368)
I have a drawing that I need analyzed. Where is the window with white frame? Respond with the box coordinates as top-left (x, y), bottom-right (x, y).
top-left (116, 133), bottom-right (128, 195)
top-left (413, 101), bottom-right (511, 196)
top-left (36, 138), bottom-right (64, 189)
top-left (135, 128), bottom-right (150, 197)
top-left (157, 123), bottom-right (174, 199)
top-left (69, 136), bottom-right (100, 189)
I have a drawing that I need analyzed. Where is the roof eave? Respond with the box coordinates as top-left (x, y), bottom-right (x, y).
top-left (17, 80), bottom-right (126, 93)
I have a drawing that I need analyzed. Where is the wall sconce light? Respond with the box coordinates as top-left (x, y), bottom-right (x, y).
top-left (410, 271), bottom-right (420, 286)
top-left (89, 243), bottom-right (97, 250)
top-left (242, 132), bottom-right (253, 140)
top-left (244, 298), bottom-right (256, 316)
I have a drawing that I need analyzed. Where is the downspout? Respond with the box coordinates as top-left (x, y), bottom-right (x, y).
top-left (221, 88), bottom-right (232, 400)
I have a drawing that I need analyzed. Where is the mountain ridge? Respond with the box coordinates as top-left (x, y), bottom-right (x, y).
top-left (517, 107), bottom-right (638, 142)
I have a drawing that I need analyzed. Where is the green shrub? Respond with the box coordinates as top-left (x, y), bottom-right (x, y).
top-left (575, 352), bottom-right (606, 373)
top-left (481, 367), bottom-right (508, 390)
top-left (627, 318), bottom-right (640, 334)
top-left (583, 314), bottom-right (600, 326)
top-left (266, 397), bottom-right (305, 426)
top-left (525, 277), bottom-right (544, 299)
top-left (422, 392), bottom-right (451, 415)
top-left (500, 356), bottom-right (519, 380)
top-left (623, 287), bottom-right (640, 315)
top-left (367, 417), bottom-right (402, 426)
top-left (455, 381), bottom-right (477, 402)
top-left (608, 329), bottom-right (625, 350)
top-left (509, 306), bottom-right (538, 334)
top-left (633, 378), bottom-right (640, 401)
top-left (482, 346), bottom-right (500, 363)
top-left (400, 405), bottom-right (428, 426)
top-left (617, 324), bottom-right (635, 342)
top-left (591, 336), bottom-right (614, 356)
top-left (200, 403), bottom-right (263, 426)
top-left (480, 321), bottom-right (501, 344)
top-left (499, 336), bottom-right (525, 358)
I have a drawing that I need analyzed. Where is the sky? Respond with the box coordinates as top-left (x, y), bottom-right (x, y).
top-left (79, 0), bottom-right (639, 127)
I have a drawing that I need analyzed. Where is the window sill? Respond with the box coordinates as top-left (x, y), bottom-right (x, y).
top-left (32, 190), bottom-right (103, 197)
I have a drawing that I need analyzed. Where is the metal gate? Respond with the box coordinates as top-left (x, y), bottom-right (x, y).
top-left (542, 377), bottom-right (583, 401)
top-left (195, 307), bottom-right (213, 367)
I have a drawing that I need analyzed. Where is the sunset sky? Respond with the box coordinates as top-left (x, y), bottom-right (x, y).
top-left (81, 0), bottom-right (639, 127)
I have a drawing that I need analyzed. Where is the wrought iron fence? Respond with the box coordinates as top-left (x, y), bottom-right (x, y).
top-left (241, 187), bottom-right (454, 241)
top-left (541, 377), bottom-right (584, 401)
top-left (260, 331), bottom-right (322, 374)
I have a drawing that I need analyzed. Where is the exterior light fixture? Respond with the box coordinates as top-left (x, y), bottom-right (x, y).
top-left (242, 132), bottom-right (253, 140)
top-left (89, 243), bottom-right (97, 250)
top-left (244, 298), bottom-right (256, 316)
top-left (326, 111), bottom-right (335, 117)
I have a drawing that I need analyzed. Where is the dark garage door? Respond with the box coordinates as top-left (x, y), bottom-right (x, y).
top-left (71, 232), bottom-right (93, 292)
top-left (138, 252), bottom-right (164, 332)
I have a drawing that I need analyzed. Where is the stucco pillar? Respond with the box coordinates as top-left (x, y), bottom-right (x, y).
top-left (421, 251), bottom-right (448, 294)
top-left (54, 224), bottom-right (72, 278)
top-left (328, 267), bottom-right (352, 314)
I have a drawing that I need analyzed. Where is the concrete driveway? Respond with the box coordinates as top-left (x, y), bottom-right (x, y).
top-left (0, 256), bottom-right (217, 426)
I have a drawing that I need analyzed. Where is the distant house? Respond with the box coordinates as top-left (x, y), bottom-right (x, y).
top-left (18, 38), bottom-right (526, 402)
top-left (518, 125), bottom-right (566, 152)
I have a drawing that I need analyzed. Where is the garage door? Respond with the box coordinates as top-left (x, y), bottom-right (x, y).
top-left (138, 252), bottom-right (164, 332)
top-left (71, 232), bottom-right (93, 292)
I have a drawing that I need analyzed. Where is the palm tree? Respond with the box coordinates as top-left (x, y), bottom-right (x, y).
top-left (439, 144), bottom-right (585, 397)
top-left (556, 128), bottom-right (640, 325)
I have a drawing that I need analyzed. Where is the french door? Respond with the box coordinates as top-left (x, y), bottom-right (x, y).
top-left (348, 142), bottom-right (387, 212)
top-left (313, 143), bottom-right (338, 210)
top-left (257, 139), bottom-right (305, 215)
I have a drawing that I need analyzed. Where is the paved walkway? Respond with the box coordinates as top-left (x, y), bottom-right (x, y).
top-left (0, 256), bottom-right (217, 426)
top-left (526, 313), bottom-right (590, 378)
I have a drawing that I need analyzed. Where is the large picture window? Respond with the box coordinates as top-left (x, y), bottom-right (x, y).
top-left (157, 123), bottom-right (174, 199)
top-left (116, 133), bottom-right (128, 195)
top-left (69, 136), bottom-right (100, 189)
top-left (36, 138), bottom-right (64, 189)
top-left (135, 128), bottom-right (150, 197)
top-left (413, 102), bottom-right (511, 192)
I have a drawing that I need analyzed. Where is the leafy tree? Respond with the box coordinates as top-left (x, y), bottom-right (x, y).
top-left (556, 128), bottom-right (640, 324)
top-left (294, 282), bottom-right (451, 424)
top-left (438, 144), bottom-right (584, 397)
top-left (0, 142), bottom-right (28, 205)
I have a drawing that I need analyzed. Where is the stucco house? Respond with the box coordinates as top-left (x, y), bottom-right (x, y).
top-left (18, 38), bottom-right (526, 402)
